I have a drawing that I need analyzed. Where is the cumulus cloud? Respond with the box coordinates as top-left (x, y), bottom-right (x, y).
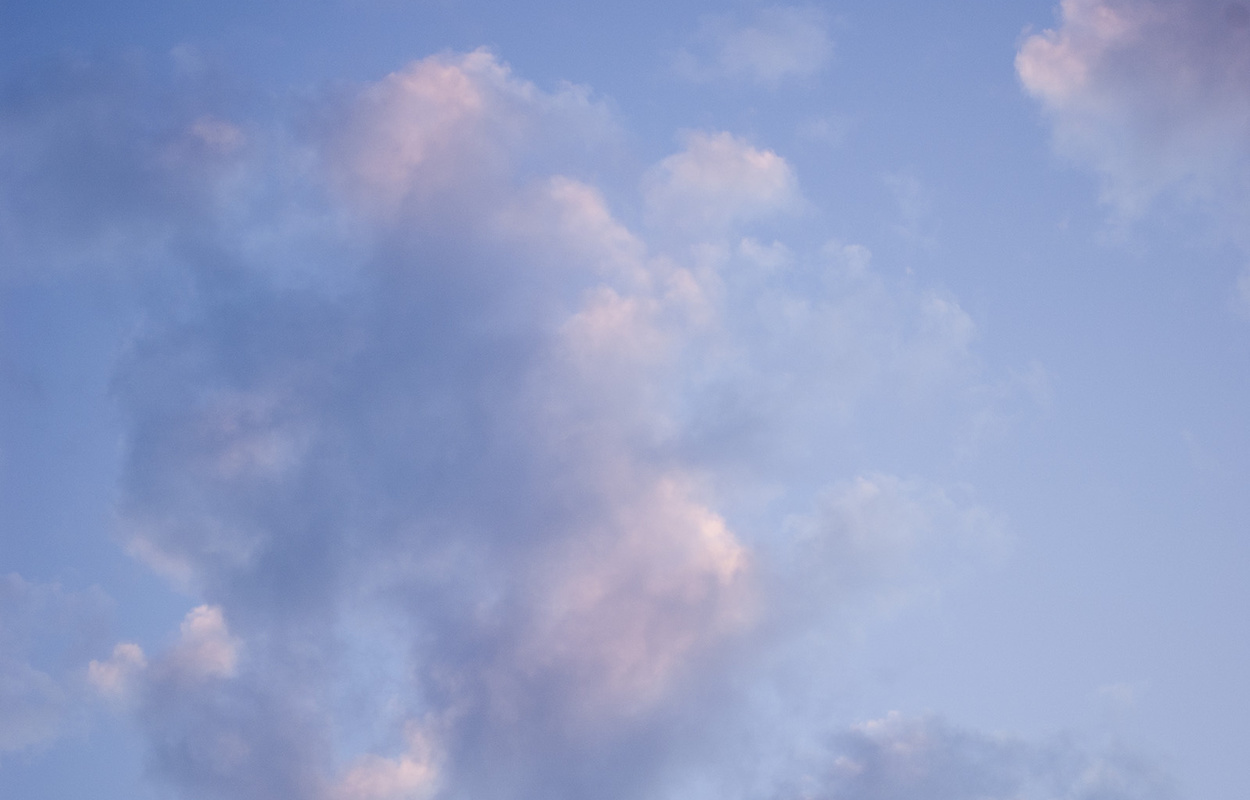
top-left (321, 48), bottom-right (617, 222)
top-left (163, 605), bottom-right (240, 682)
top-left (330, 722), bottom-right (441, 800)
top-left (87, 642), bottom-right (148, 704)
top-left (1017, 0), bottom-right (1250, 220)
top-left (643, 131), bottom-right (801, 238)
top-left (0, 48), bottom-right (1103, 800)
top-left (676, 6), bottom-right (833, 84)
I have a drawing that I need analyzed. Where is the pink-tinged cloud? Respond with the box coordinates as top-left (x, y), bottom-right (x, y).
top-left (1, 48), bottom-right (1057, 800)
top-left (324, 48), bottom-right (616, 223)
top-left (1018, 0), bottom-right (1250, 218)
top-left (88, 643), bottom-right (147, 704)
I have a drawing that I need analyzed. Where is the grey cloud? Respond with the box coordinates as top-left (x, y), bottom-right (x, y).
top-left (137, 663), bottom-right (330, 800)
top-left (0, 57), bottom-right (260, 283)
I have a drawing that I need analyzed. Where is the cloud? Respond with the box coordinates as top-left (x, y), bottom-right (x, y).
top-left (163, 605), bottom-right (240, 682)
top-left (780, 475), bottom-right (1002, 619)
top-left (0, 48), bottom-right (1087, 800)
top-left (321, 48), bottom-right (618, 223)
top-left (0, 573), bottom-right (111, 752)
top-left (333, 755), bottom-right (435, 800)
top-left (1017, 0), bottom-right (1250, 221)
top-left (0, 59), bottom-right (260, 283)
top-left (329, 722), bottom-right (441, 800)
top-left (0, 658), bottom-right (65, 752)
top-left (676, 6), bottom-right (833, 84)
top-left (87, 642), bottom-right (148, 704)
top-left (1236, 267), bottom-right (1250, 316)
top-left (643, 131), bottom-right (801, 238)
top-left (785, 712), bottom-right (1175, 800)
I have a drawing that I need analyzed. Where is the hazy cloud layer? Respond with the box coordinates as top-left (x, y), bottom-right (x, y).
top-left (0, 574), bottom-right (110, 752)
top-left (0, 48), bottom-right (1149, 800)
top-left (787, 713), bottom-right (1174, 800)
top-left (675, 6), bottom-right (833, 84)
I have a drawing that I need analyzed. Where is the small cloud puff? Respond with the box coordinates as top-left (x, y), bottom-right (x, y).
top-left (166, 605), bottom-right (240, 682)
top-left (676, 6), bottom-right (833, 84)
top-left (88, 642), bottom-right (148, 703)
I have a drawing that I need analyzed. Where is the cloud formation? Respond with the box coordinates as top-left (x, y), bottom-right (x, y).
top-left (675, 6), bottom-right (833, 84)
top-left (643, 131), bottom-right (801, 237)
top-left (788, 713), bottom-right (1174, 800)
top-left (0, 47), bottom-right (1135, 800)
top-left (1017, 0), bottom-right (1250, 219)
top-left (0, 574), bottom-right (110, 752)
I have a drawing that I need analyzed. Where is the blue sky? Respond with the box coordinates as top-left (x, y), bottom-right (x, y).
top-left (2, 1), bottom-right (1250, 799)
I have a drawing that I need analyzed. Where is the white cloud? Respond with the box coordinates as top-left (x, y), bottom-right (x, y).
top-left (643, 131), bottom-right (801, 238)
top-left (165, 605), bottom-right (240, 682)
top-left (1017, 0), bottom-right (1250, 222)
top-left (676, 6), bottom-right (833, 84)
top-left (331, 723), bottom-right (441, 800)
top-left (517, 475), bottom-right (754, 723)
top-left (87, 642), bottom-right (148, 704)
top-left (324, 48), bottom-right (617, 222)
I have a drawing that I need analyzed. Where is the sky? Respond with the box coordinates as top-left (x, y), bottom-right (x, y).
top-left (2, 1), bottom-right (1249, 799)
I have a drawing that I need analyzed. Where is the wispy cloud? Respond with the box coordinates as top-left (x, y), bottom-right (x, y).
top-left (786, 712), bottom-right (1175, 800)
top-left (675, 6), bottom-right (833, 84)
top-left (0, 574), bottom-right (110, 752)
